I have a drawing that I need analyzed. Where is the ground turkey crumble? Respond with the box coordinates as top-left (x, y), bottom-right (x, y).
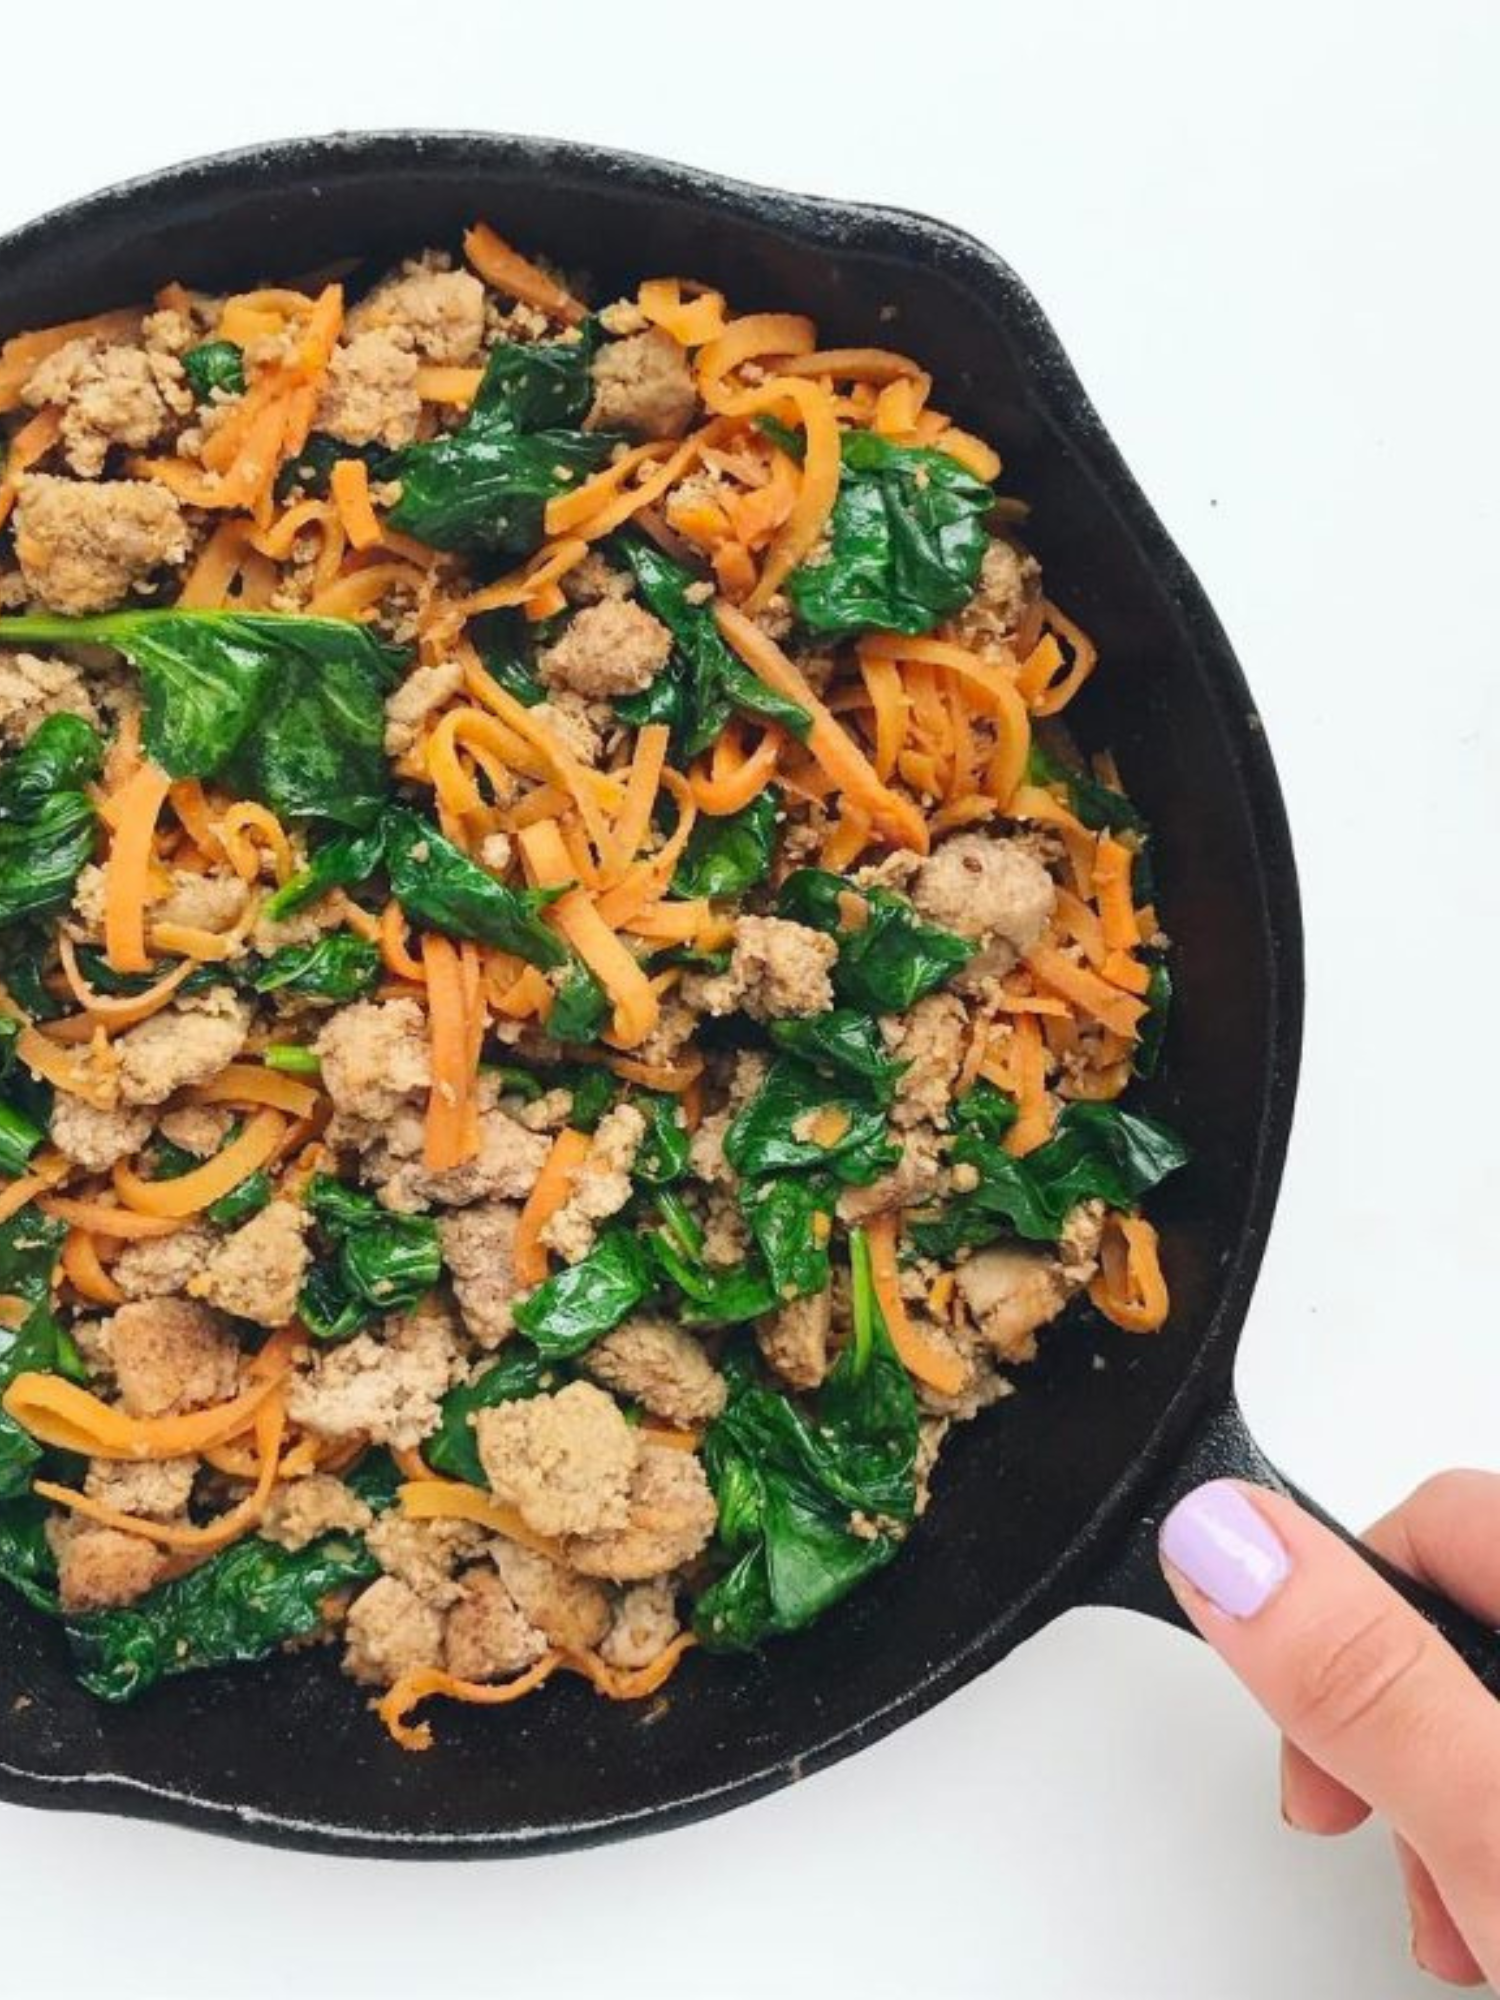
top-left (538, 598), bottom-right (673, 699)
top-left (584, 1317), bottom-right (727, 1428)
top-left (439, 1202), bottom-right (521, 1347)
top-left (315, 999), bottom-right (432, 1124)
top-left (261, 1474), bottom-right (374, 1553)
top-left (13, 474), bottom-right (188, 614)
top-left (23, 336), bottom-right (178, 477)
top-left (47, 1095), bottom-right (152, 1174)
top-left (110, 1225), bottom-right (219, 1303)
top-left (538, 1104), bottom-right (645, 1263)
top-left (565, 1445), bottom-right (718, 1583)
top-left (0, 651), bottom-right (100, 744)
top-left (106, 1298), bottom-right (240, 1417)
top-left (587, 328), bottom-right (698, 438)
top-left (315, 331), bottom-right (422, 449)
top-left (345, 260), bottom-right (486, 365)
top-left (115, 988), bottom-right (251, 1106)
top-left (909, 833), bottom-right (1055, 955)
top-left (288, 1305), bottom-right (463, 1450)
top-left (194, 1201), bottom-right (311, 1328)
top-left (682, 916), bottom-right (837, 1022)
top-left (476, 1382), bottom-right (638, 1541)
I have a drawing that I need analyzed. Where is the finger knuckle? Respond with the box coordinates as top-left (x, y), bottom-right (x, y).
top-left (1290, 1603), bottom-right (1432, 1746)
top-left (1406, 1470), bottom-right (1466, 1519)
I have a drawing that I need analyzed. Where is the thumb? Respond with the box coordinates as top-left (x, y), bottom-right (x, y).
top-left (1158, 1480), bottom-right (1500, 1958)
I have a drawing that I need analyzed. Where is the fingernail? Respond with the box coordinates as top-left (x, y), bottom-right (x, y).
top-left (1159, 1481), bottom-right (1291, 1618)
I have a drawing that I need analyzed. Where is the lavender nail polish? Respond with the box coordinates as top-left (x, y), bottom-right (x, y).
top-left (1159, 1481), bottom-right (1291, 1618)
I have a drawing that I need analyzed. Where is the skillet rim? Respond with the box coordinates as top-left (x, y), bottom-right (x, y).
top-left (0, 128), bottom-right (1303, 1855)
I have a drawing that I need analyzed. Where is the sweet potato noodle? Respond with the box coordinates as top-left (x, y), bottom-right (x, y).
top-left (0, 229), bottom-right (1186, 1746)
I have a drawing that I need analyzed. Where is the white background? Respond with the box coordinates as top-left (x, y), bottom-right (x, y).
top-left (1, 2), bottom-right (1496, 1993)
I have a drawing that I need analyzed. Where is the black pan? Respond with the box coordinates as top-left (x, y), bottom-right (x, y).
top-left (1, 132), bottom-right (1494, 1857)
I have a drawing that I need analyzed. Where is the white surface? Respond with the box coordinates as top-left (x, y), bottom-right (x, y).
top-left (1, 3), bottom-right (1496, 1993)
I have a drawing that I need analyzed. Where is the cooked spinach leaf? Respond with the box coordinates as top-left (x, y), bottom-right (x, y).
top-left (148, 1119), bottom-right (273, 1228)
top-left (670, 789), bottom-right (780, 900)
top-left (547, 960), bottom-right (610, 1044)
top-left (486, 1063), bottom-right (545, 1104)
top-left (382, 806), bottom-right (566, 967)
top-left (0, 926), bottom-right (61, 1020)
top-left (910, 1100), bottom-right (1189, 1258)
top-left (470, 608), bottom-right (546, 708)
top-left (1026, 737), bottom-right (1148, 840)
top-left (251, 932), bottom-right (381, 1003)
top-left (344, 1445), bottom-right (403, 1513)
top-left (777, 867), bottom-right (975, 1012)
top-left (951, 1078), bottom-right (1019, 1140)
top-left (0, 1018), bottom-right (46, 1180)
top-left (1134, 960), bottom-right (1172, 1079)
top-left (0, 611), bottom-right (400, 829)
top-left (0, 1101), bottom-right (43, 1181)
top-left (693, 1229), bottom-right (917, 1650)
top-left (0, 1209), bottom-right (76, 1498)
top-left (646, 1229), bottom-right (781, 1327)
top-left (648, 942), bottom-right (732, 976)
top-left (724, 1056), bottom-right (898, 1187)
top-left (64, 943), bottom-right (218, 1003)
top-left (0, 793), bottom-right (97, 932)
top-left (767, 1009), bottom-right (906, 1106)
top-left (182, 340), bottom-right (246, 401)
top-left (0, 1492), bottom-right (60, 1614)
top-left (787, 431), bottom-right (992, 637)
top-left (550, 1063), bottom-right (617, 1133)
top-left (206, 1168), bottom-right (272, 1230)
top-left (472, 322), bottom-right (601, 430)
top-left (425, 1347), bottom-right (561, 1485)
top-left (755, 415), bottom-right (804, 461)
top-left (0, 716), bottom-right (103, 933)
top-left (514, 1226), bottom-right (653, 1358)
top-left (299, 1175), bottom-right (441, 1343)
top-left (633, 1092), bottom-right (690, 1188)
top-left (383, 325), bottom-right (614, 556)
top-left (275, 434), bottom-right (384, 503)
top-left (0, 714), bottom-right (103, 817)
top-left (740, 1173), bottom-right (837, 1302)
top-left (615, 539), bottom-right (811, 755)
top-left (262, 822), bottom-right (386, 921)
top-left (66, 1528), bottom-right (379, 1702)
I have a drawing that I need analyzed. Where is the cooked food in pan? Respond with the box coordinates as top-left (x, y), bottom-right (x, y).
top-left (0, 227), bottom-right (1186, 1746)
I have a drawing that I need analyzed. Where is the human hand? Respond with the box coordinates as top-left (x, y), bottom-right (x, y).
top-left (1158, 1475), bottom-right (1500, 1987)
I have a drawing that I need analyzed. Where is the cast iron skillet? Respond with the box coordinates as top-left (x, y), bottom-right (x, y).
top-left (1, 132), bottom-right (1495, 1857)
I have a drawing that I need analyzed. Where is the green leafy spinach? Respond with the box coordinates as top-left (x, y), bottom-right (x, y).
top-left (777, 867), bottom-right (975, 1012)
top-left (382, 806), bottom-right (566, 968)
top-left (692, 1229), bottom-right (918, 1650)
top-left (0, 611), bottom-right (401, 829)
top-left (787, 430), bottom-right (993, 637)
top-left (614, 539), bottom-right (811, 755)
top-left (250, 932), bottom-right (381, 1004)
top-left (670, 788), bottom-right (780, 900)
top-left (910, 1095), bottom-right (1189, 1258)
top-left (513, 1226), bottom-right (653, 1358)
top-left (298, 1175), bottom-right (441, 1344)
top-left (0, 715), bottom-right (103, 931)
top-left (382, 324), bottom-right (614, 556)
top-left (65, 1529), bottom-right (380, 1701)
top-left (182, 340), bottom-right (247, 401)
top-left (724, 1055), bottom-right (898, 1188)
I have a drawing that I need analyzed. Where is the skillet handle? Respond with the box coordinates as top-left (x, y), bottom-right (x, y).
top-left (1082, 1389), bottom-right (1500, 1697)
